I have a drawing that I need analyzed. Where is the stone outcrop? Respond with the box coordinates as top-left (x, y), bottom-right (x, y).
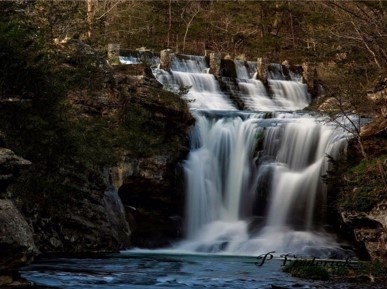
top-left (209, 52), bottom-right (221, 76)
top-left (0, 148), bottom-right (31, 192)
top-left (27, 186), bottom-right (131, 253)
top-left (160, 49), bottom-right (172, 71)
top-left (367, 76), bottom-right (387, 117)
top-left (361, 115), bottom-right (387, 139)
top-left (362, 76), bottom-right (387, 138)
top-left (257, 56), bottom-right (270, 83)
top-left (110, 64), bottom-right (194, 248)
top-left (341, 200), bottom-right (387, 261)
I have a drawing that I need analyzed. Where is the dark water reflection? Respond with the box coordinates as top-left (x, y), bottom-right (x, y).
top-left (21, 251), bottom-right (382, 289)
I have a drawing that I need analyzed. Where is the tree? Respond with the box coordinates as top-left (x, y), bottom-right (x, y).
top-left (180, 1), bottom-right (201, 53)
top-left (317, 1), bottom-right (387, 72)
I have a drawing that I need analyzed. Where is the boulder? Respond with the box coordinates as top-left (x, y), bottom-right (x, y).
top-left (29, 184), bottom-right (131, 253)
top-left (0, 199), bottom-right (38, 285)
top-left (341, 201), bottom-right (387, 261)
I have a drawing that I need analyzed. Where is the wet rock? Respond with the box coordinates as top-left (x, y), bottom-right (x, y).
top-left (220, 59), bottom-right (237, 78)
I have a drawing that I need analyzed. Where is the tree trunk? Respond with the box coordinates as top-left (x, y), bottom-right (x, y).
top-left (182, 7), bottom-right (200, 53)
top-left (86, 0), bottom-right (94, 41)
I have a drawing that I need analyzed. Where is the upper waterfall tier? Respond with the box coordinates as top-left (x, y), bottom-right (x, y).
top-left (152, 55), bottom-right (310, 111)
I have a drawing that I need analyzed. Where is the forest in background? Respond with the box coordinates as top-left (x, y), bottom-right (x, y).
top-left (2, 0), bottom-right (386, 108)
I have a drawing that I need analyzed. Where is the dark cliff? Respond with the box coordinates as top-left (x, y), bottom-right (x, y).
top-left (0, 39), bottom-right (194, 283)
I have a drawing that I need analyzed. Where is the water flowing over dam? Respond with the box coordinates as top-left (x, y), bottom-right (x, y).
top-left (124, 53), bottom-right (351, 258)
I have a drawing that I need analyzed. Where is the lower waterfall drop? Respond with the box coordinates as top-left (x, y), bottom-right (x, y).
top-left (177, 112), bottom-right (349, 258)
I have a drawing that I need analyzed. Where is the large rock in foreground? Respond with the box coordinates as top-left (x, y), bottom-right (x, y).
top-left (0, 148), bottom-right (37, 285)
top-left (0, 200), bottom-right (38, 276)
top-left (29, 187), bottom-right (131, 253)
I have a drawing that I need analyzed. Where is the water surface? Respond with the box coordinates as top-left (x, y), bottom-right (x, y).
top-left (21, 251), bottom-right (380, 289)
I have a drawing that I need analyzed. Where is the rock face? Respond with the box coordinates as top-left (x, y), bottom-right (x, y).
top-left (116, 156), bottom-right (185, 248)
top-left (0, 199), bottom-right (38, 273)
top-left (367, 76), bottom-right (387, 117)
top-left (336, 75), bottom-right (387, 262)
top-left (0, 148), bottom-right (31, 192)
top-left (341, 201), bottom-right (387, 261)
top-left (110, 64), bottom-right (194, 248)
top-left (28, 186), bottom-right (131, 253)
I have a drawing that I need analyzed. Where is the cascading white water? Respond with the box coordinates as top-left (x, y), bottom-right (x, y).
top-left (153, 55), bottom-right (351, 257)
top-left (155, 55), bottom-right (236, 110)
top-left (184, 113), bottom-right (263, 238)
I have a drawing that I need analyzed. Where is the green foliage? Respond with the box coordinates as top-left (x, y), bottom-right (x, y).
top-left (120, 87), bottom-right (188, 157)
top-left (284, 259), bottom-right (387, 283)
top-left (339, 155), bottom-right (387, 212)
top-left (283, 261), bottom-right (330, 280)
top-left (358, 260), bottom-right (387, 277)
top-left (27, 0), bottom-right (87, 43)
top-left (0, 20), bottom-right (54, 99)
top-left (0, 4), bottom-right (117, 208)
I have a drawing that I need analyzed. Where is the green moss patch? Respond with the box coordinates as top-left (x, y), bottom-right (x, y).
top-left (339, 154), bottom-right (387, 212)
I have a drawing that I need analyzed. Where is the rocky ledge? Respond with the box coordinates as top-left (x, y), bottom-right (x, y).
top-left (341, 200), bottom-right (387, 261)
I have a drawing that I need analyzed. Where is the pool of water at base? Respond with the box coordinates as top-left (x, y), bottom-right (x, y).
top-left (20, 251), bottom-right (383, 289)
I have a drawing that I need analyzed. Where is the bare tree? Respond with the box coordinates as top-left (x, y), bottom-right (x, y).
top-left (180, 1), bottom-right (201, 53)
top-left (319, 1), bottom-right (387, 72)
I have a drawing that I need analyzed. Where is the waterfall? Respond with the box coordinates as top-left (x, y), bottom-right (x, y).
top-left (153, 55), bottom-right (351, 258)
top-left (155, 55), bottom-right (236, 110)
